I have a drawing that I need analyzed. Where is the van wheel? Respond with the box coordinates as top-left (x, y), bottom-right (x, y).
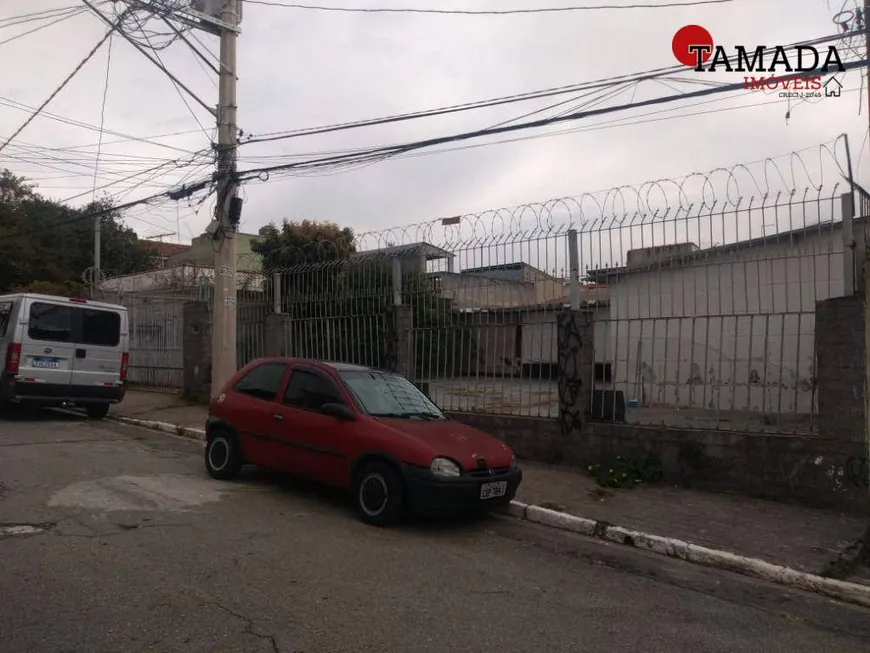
top-left (351, 462), bottom-right (405, 527)
top-left (205, 430), bottom-right (242, 480)
top-left (86, 403), bottom-right (110, 420)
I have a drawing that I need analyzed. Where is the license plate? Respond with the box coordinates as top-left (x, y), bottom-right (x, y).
top-left (480, 481), bottom-right (508, 500)
top-left (31, 357), bottom-right (60, 369)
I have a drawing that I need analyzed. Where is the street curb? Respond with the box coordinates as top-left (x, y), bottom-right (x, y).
top-left (104, 415), bottom-right (870, 609)
top-left (503, 500), bottom-right (870, 609)
top-left (109, 414), bottom-right (206, 442)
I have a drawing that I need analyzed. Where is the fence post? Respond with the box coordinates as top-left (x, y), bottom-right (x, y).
top-left (272, 271), bottom-right (282, 314)
top-left (557, 310), bottom-right (594, 441)
top-left (568, 228), bottom-right (580, 310)
top-left (264, 313), bottom-right (292, 358)
top-left (842, 192), bottom-right (855, 296)
top-left (182, 301), bottom-right (212, 403)
top-left (392, 257), bottom-right (403, 306)
top-left (862, 251), bottom-right (870, 561)
top-left (385, 305), bottom-right (414, 380)
top-left (857, 190), bottom-right (867, 295)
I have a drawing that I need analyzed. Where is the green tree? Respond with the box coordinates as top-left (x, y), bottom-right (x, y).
top-left (0, 169), bottom-right (156, 293)
top-left (252, 218), bottom-right (477, 377)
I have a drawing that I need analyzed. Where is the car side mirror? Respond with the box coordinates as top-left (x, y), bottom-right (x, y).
top-left (321, 402), bottom-right (356, 421)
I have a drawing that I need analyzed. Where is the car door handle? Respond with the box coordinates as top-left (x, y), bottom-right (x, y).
top-left (273, 413), bottom-right (283, 422)
top-left (75, 348), bottom-right (86, 359)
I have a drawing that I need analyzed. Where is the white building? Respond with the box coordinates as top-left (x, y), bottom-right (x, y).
top-left (586, 220), bottom-right (855, 416)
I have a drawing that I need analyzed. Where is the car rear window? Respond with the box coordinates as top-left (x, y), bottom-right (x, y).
top-left (28, 303), bottom-right (74, 343)
top-left (27, 303), bottom-right (121, 346)
top-left (0, 301), bottom-right (13, 338)
top-left (81, 308), bottom-right (121, 347)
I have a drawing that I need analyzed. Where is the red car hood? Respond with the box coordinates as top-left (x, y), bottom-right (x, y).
top-left (375, 417), bottom-right (513, 471)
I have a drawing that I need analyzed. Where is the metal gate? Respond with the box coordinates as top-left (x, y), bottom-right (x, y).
top-left (126, 300), bottom-right (184, 389)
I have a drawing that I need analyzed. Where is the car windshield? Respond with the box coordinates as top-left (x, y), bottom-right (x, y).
top-left (339, 370), bottom-right (446, 420)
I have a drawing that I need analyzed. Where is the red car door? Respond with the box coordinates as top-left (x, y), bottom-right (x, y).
top-left (221, 361), bottom-right (291, 469)
top-left (273, 365), bottom-right (357, 487)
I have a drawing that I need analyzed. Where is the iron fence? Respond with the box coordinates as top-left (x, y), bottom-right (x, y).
top-left (99, 138), bottom-right (857, 432)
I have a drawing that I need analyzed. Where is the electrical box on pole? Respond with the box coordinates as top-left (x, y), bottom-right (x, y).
top-left (177, 0), bottom-right (243, 35)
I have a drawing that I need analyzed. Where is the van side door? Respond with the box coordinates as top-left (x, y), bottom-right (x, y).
top-left (19, 299), bottom-right (75, 387)
top-left (69, 306), bottom-right (125, 389)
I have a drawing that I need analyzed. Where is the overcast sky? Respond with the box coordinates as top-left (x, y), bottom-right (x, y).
top-left (0, 0), bottom-right (866, 267)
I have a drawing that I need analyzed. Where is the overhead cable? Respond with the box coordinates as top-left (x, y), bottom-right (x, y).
top-left (244, 0), bottom-right (734, 15)
top-left (0, 21), bottom-right (122, 155)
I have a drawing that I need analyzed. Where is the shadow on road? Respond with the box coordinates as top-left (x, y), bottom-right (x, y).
top-left (0, 405), bottom-right (87, 423)
top-left (233, 465), bottom-right (497, 533)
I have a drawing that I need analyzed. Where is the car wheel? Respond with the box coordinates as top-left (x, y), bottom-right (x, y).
top-left (86, 403), bottom-right (110, 420)
top-left (352, 462), bottom-right (405, 527)
top-left (205, 430), bottom-right (243, 480)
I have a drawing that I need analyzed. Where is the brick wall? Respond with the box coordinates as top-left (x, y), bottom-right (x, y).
top-left (451, 412), bottom-right (868, 514)
top-left (816, 294), bottom-right (865, 443)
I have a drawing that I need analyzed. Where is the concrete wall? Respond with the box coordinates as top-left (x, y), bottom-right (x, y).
top-left (816, 294), bottom-right (865, 443)
top-left (436, 273), bottom-right (537, 309)
top-left (599, 230), bottom-right (846, 413)
top-left (168, 233), bottom-right (264, 271)
top-left (452, 412), bottom-right (868, 514)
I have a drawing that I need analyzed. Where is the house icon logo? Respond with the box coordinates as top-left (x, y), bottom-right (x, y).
top-left (824, 76), bottom-right (843, 98)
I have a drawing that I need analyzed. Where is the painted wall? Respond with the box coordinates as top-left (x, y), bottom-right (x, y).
top-left (595, 228), bottom-right (847, 415)
top-left (168, 232), bottom-right (264, 271)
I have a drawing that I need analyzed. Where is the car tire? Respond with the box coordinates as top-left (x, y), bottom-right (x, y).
top-left (86, 403), bottom-right (110, 420)
top-left (205, 429), bottom-right (242, 480)
top-left (352, 462), bottom-right (405, 527)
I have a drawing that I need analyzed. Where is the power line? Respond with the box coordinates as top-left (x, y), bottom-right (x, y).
top-left (0, 179), bottom-right (211, 241)
top-left (82, 0), bottom-right (216, 117)
top-left (136, 22), bottom-right (214, 140)
top-left (0, 96), bottom-right (200, 155)
top-left (245, 0), bottom-right (734, 15)
top-left (0, 22), bottom-right (120, 155)
top-left (391, 87), bottom-right (863, 163)
top-left (0, 6), bottom-right (84, 27)
top-left (241, 66), bottom-right (696, 145)
top-left (241, 30), bottom-right (850, 146)
top-left (236, 56), bottom-right (867, 181)
top-left (91, 33), bottom-right (115, 203)
top-left (0, 8), bottom-right (87, 47)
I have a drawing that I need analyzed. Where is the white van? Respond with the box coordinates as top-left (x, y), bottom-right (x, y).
top-left (0, 293), bottom-right (129, 419)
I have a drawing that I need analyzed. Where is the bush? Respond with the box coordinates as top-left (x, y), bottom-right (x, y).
top-left (587, 454), bottom-right (663, 489)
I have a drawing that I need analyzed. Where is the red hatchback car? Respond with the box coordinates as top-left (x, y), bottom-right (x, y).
top-left (205, 358), bottom-right (523, 526)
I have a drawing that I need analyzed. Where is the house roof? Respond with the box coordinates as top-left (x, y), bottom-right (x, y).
top-left (586, 218), bottom-right (856, 282)
top-left (462, 261), bottom-right (559, 281)
top-left (140, 240), bottom-right (191, 258)
top-left (353, 242), bottom-right (454, 261)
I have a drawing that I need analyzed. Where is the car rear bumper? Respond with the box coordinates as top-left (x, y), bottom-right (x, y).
top-left (0, 375), bottom-right (125, 405)
top-left (401, 464), bottom-right (523, 516)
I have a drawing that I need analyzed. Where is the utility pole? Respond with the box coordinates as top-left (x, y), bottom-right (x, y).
top-left (211, 0), bottom-right (240, 397)
top-left (865, 0), bottom-right (870, 136)
top-left (94, 216), bottom-right (101, 294)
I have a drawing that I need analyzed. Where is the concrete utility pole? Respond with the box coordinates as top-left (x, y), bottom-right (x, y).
top-left (211, 0), bottom-right (240, 397)
top-left (94, 215), bottom-right (101, 291)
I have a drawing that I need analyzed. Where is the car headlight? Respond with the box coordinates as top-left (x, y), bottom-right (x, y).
top-left (510, 454), bottom-right (518, 470)
top-left (430, 457), bottom-right (461, 477)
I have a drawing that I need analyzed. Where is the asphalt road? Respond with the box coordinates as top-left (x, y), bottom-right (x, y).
top-left (1, 411), bottom-right (869, 653)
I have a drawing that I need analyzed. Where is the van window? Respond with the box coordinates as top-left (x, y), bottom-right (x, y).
top-left (81, 308), bottom-right (121, 347)
top-left (0, 301), bottom-right (12, 338)
top-left (28, 303), bottom-right (74, 343)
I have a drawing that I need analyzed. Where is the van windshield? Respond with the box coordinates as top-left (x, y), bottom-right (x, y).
top-left (0, 301), bottom-right (12, 338)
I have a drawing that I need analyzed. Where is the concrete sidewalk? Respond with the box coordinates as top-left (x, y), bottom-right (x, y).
top-left (112, 388), bottom-right (866, 578)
